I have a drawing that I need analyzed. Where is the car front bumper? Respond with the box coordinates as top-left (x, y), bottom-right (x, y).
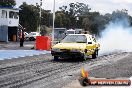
top-left (51, 51), bottom-right (84, 58)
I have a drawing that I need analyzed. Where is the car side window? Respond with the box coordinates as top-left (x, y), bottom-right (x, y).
top-left (76, 35), bottom-right (87, 43)
top-left (87, 37), bottom-right (92, 43)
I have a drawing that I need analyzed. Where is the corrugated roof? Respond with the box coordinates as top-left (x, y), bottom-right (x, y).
top-left (0, 6), bottom-right (21, 10)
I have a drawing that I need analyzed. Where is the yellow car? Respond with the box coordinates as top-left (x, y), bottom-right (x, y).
top-left (51, 34), bottom-right (100, 60)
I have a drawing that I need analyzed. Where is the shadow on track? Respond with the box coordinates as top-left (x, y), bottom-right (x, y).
top-left (51, 57), bottom-right (93, 63)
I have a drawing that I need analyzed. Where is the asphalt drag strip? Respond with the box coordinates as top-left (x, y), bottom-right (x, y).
top-left (64, 52), bottom-right (132, 88)
top-left (0, 52), bottom-right (131, 88)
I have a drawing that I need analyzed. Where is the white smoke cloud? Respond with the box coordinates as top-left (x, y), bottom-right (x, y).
top-left (98, 18), bottom-right (132, 55)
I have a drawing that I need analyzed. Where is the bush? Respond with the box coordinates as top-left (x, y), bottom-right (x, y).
top-left (0, 0), bottom-right (16, 7)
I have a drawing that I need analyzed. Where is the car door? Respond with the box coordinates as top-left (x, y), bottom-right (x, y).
top-left (85, 36), bottom-right (96, 55)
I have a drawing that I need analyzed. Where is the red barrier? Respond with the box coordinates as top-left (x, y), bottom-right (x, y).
top-left (36, 36), bottom-right (51, 50)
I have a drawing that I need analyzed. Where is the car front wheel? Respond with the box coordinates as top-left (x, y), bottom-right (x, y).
top-left (82, 53), bottom-right (87, 61)
top-left (92, 49), bottom-right (98, 59)
top-left (54, 56), bottom-right (59, 61)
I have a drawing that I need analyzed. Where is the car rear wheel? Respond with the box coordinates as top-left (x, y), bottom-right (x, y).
top-left (54, 56), bottom-right (59, 61)
top-left (29, 37), bottom-right (32, 41)
top-left (92, 49), bottom-right (98, 59)
top-left (29, 37), bottom-right (35, 41)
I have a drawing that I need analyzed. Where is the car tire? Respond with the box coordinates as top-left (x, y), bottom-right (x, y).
top-left (29, 38), bottom-right (32, 41)
top-left (82, 54), bottom-right (87, 61)
top-left (26, 38), bottom-right (29, 41)
top-left (92, 49), bottom-right (98, 59)
top-left (33, 38), bottom-right (36, 41)
top-left (54, 56), bottom-right (59, 61)
top-left (29, 37), bottom-right (35, 41)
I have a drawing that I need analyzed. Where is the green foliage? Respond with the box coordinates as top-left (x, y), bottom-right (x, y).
top-left (0, 0), bottom-right (16, 7)
top-left (19, 2), bottom-right (52, 32)
top-left (41, 10), bottom-right (52, 27)
top-left (55, 11), bottom-right (70, 28)
top-left (57, 3), bottom-right (132, 36)
top-left (18, 2), bottom-right (132, 36)
top-left (111, 9), bottom-right (128, 21)
top-left (40, 25), bottom-right (47, 36)
top-left (57, 2), bottom-right (91, 28)
top-left (19, 2), bottom-right (39, 32)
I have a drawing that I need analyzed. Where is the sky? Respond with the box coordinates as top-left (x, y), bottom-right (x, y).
top-left (16, 0), bottom-right (132, 16)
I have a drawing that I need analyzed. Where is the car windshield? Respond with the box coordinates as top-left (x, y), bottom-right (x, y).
top-left (61, 35), bottom-right (87, 43)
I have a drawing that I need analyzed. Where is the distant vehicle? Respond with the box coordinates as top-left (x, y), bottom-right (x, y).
top-left (28, 32), bottom-right (40, 41)
top-left (25, 32), bottom-right (29, 41)
top-left (66, 29), bottom-right (82, 35)
top-left (51, 34), bottom-right (100, 61)
top-left (25, 32), bottom-right (28, 35)
top-left (66, 29), bottom-right (76, 35)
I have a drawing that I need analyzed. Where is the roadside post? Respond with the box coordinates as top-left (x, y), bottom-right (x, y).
top-left (52, 0), bottom-right (55, 46)
top-left (39, 0), bottom-right (42, 34)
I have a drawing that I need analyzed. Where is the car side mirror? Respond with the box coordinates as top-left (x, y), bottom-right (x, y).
top-left (88, 42), bottom-right (92, 44)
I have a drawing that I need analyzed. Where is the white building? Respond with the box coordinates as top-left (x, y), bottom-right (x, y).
top-left (0, 7), bottom-right (20, 42)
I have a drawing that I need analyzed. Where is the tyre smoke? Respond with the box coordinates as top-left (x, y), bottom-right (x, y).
top-left (98, 18), bottom-right (132, 55)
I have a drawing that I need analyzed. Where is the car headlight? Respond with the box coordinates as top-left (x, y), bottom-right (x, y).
top-left (52, 48), bottom-right (60, 52)
top-left (71, 49), bottom-right (80, 52)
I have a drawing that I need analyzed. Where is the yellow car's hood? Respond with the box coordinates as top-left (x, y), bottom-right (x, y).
top-left (52, 43), bottom-right (86, 50)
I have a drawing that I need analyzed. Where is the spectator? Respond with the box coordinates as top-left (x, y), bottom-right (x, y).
top-left (19, 28), bottom-right (25, 47)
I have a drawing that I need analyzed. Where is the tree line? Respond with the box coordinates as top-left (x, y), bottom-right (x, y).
top-left (1, 1), bottom-right (132, 36)
top-left (0, 0), bottom-right (16, 7)
top-left (19, 2), bottom-right (132, 36)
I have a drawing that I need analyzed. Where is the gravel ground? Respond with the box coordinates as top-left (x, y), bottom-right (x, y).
top-left (0, 51), bottom-right (131, 88)
top-left (64, 52), bottom-right (132, 88)
top-left (0, 41), bottom-right (35, 50)
top-left (0, 41), bottom-right (132, 88)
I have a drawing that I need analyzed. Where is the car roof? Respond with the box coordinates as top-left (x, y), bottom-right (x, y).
top-left (29, 32), bottom-right (39, 34)
top-left (68, 34), bottom-right (93, 40)
top-left (68, 34), bottom-right (91, 37)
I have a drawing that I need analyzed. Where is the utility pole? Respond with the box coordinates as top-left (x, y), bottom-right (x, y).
top-left (52, 0), bottom-right (55, 45)
top-left (39, 0), bottom-right (42, 34)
